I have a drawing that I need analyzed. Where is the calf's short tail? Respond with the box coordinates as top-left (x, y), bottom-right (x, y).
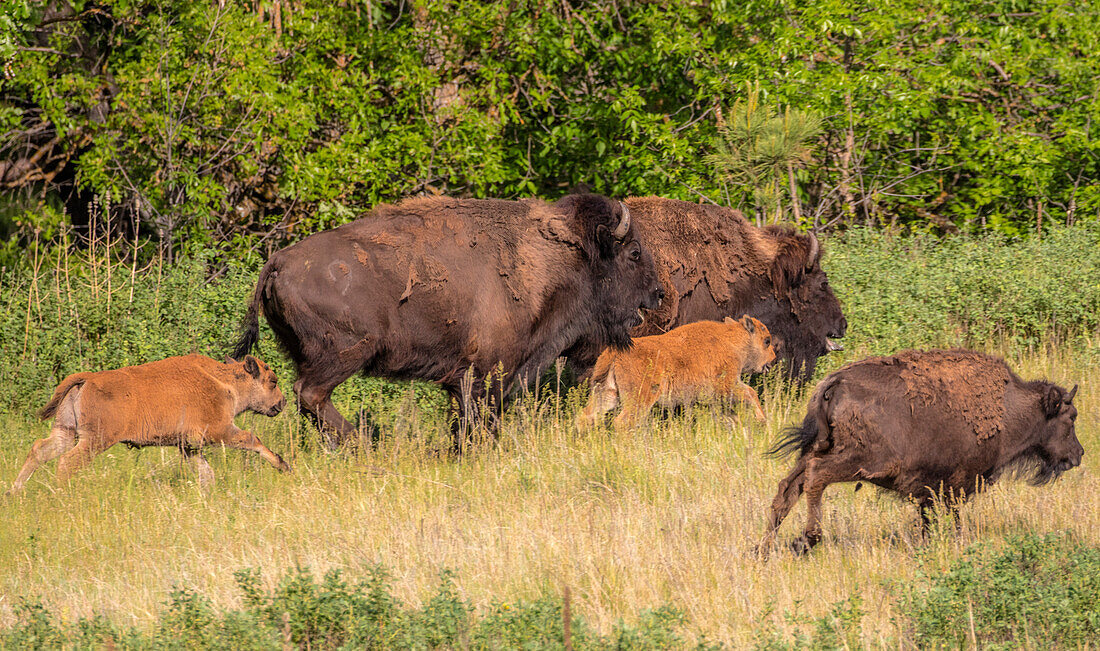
top-left (39, 374), bottom-right (90, 420)
top-left (767, 374), bottom-right (840, 459)
top-left (232, 260), bottom-right (277, 360)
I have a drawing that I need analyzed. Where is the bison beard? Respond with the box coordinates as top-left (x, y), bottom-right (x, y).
top-left (760, 349), bottom-right (1084, 556)
top-left (605, 197), bottom-right (847, 382)
top-left (233, 194), bottom-right (662, 450)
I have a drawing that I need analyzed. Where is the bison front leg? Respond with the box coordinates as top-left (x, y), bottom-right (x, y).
top-left (211, 426), bottom-right (291, 473)
top-left (7, 425), bottom-right (77, 494)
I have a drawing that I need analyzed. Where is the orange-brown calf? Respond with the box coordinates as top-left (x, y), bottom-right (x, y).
top-left (576, 316), bottom-right (777, 432)
top-left (7, 354), bottom-right (290, 494)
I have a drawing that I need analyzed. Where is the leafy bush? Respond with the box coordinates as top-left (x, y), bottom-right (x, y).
top-left (901, 533), bottom-right (1100, 649)
top-left (4, 0), bottom-right (1100, 253)
top-left (0, 565), bottom-right (697, 650)
top-left (826, 224), bottom-right (1100, 352)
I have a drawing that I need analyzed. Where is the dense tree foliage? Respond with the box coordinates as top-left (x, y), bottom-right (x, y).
top-left (2, 0), bottom-right (1099, 256)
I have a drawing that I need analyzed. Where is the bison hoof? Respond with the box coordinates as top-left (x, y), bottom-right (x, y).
top-left (789, 536), bottom-right (816, 556)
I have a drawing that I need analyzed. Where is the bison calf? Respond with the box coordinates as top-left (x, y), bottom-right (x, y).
top-left (761, 349), bottom-right (1083, 555)
top-left (576, 316), bottom-right (777, 432)
top-left (7, 354), bottom-right (291, 494)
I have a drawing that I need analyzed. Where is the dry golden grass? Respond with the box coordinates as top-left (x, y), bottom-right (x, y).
top-left (0, 343), bottom-right (1096, 647)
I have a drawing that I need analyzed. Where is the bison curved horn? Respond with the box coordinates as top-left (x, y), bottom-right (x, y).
top-left (613, 202), bottom-right (631, 240)
top-left (1066, 384), bottom-right (1078, 403)
top-left (805, 232), bottom-right (820, 270)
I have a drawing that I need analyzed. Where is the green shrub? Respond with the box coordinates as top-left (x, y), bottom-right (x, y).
top-left (0, 565), bottom-right (696, 650)
top-left (900, 533), bottom-right (1100, 649)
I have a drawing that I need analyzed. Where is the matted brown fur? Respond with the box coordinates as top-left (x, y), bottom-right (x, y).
top-left (575, 316), bottom-right (777, 432)
top-left (7, 354), bottom-right (291, 494)
top-left (624, 197), bottom-right (774, 329)
top-left (831, 349), bottom-right (1012, 442)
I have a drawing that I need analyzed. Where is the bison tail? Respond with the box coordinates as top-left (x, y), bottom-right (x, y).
top-left (232, 260), bottom-right (275, 360)
top-left (767, 374), bottom-right (840, 458)
top-left (38, 374), bottom-right (89, 420)
top-left (768, 413), bottom-right (818, 459)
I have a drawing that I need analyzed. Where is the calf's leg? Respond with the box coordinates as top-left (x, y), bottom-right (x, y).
top-left (56, 435), bottom-right (110, 484)
top-left (576, 381), bottom-right (619, 433)
top-left (181, 447), bottom-right (215, 491)
top-left (7, 425), bottom-right (77, 494)
top-left (727, 379), bottom-right (766, 422)
top-left (210, 426), bottom-right (291, 472)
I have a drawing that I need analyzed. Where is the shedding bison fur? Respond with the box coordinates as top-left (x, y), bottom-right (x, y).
top-left (233, 194), bottom-right (663, 451)
top-left (567, 197), bottom-right (847, 382)
top-left (760, 349), bottom-right (1083, 556)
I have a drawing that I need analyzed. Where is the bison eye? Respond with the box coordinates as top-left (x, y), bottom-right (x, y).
top-left (765, 337), bottom-right (771, 346)
top-left (629, 248), bottom-right (641, 261)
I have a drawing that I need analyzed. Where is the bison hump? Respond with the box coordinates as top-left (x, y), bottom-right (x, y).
top-left (896, 350), bottom-right (1011, 441)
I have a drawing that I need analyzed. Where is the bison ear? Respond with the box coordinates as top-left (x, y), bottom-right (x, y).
top-left (770, 240), bottom-right (808, 295)
top-left (595, 224), bottom-right (616, 259)
top-left (244, 355), bottom-right (261, 378)
top-left (223, 356), bottom-right (234, 365)
top-left (1041, 385), bottom-right (1064, 419)
top-left (741, 315), bottom-right (755, 334)
top-left (723, 316), bottom-right (736, 325)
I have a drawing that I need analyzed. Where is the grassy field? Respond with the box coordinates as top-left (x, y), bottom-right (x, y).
top-left (1, 340), bottom-right (1097, 647)
top-left (1, 228), bottom-right (1098, 647)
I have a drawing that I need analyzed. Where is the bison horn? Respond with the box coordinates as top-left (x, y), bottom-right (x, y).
top-left (806, 232), bottom-right (820, 270)
top-left (1066, 384), bottom-right (1078, 403)
top-left (613, 202), bottom-right (631, 240)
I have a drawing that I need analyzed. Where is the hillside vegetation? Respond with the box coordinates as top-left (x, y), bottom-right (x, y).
top-left (4, 0), bottom-right (1100, 263)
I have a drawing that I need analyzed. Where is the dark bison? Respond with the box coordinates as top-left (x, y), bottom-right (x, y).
top-left (571, 197), bottom-right (846, 381)
top-left (233, 194), bottom-right (662, 449)
top-left (761, 349), bottom-right (1083, 555)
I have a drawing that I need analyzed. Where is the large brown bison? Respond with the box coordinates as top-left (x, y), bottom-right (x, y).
top-left (569, 197), bottom-right (846, 381)
top-left (761, 349), bottom-right (1083, 555)
top-left (7, 354), bottom-right (290, 494)
top-left (233, 194), bottom-right (663, 449)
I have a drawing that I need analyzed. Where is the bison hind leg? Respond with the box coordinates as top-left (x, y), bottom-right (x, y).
top-left (7, 425), bottom-right (77, 494)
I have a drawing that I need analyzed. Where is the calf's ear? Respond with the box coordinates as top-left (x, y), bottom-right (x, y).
top-left (223, 356), bottom-right (234, 365)
top-left (723, 316), bottom-right (735, 324)
top-left (244, 355), bottom-right (261, 378)
top-left (741, 315), bottom-right (755, 334)
top-left (1041, 385), bottom-right (1064, 419)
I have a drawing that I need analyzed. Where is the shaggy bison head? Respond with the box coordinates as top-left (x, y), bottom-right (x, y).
top-left (760, 227), bottom-right (847, 379)
top-left (1028, 383), bottom-right (1083, 484)
top-left (555, 194), bottom-right (663, 351)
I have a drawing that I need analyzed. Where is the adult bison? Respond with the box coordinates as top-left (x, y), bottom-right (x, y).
top-left (761, 349), bottom-right (1083, 555)
top-left (571, 197), bottom-right (846, 380)
top-left (233, 194), bottom-right (662, 449)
